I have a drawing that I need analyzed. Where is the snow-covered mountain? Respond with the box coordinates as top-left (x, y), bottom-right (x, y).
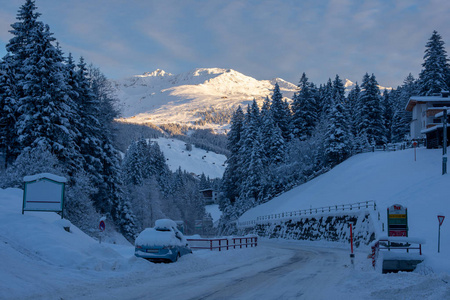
top-left (344, 78), bottom-right (392, 93)
top-left (112, 68), bottom-right (393, 130)
top-left (112, 68), bottom-right (297, 130)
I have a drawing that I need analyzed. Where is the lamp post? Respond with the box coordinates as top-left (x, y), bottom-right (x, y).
top-left (443, 108), bottom-right (447, 175)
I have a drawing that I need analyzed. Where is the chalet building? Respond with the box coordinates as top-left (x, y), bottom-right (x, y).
top-left (406, 92), bottom-right (450, 149)
top-left (199, 189), bottom-right (219, 205)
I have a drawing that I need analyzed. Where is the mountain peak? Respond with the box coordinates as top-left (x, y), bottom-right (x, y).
top-left (139, 69), bottom-right (172, 77)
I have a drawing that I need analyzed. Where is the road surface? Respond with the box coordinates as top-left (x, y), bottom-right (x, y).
top-left (62, 241), bottom-right (356, 300)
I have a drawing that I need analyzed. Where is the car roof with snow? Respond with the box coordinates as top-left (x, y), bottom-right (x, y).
top-left (155, 219), bottom-right (178, 230)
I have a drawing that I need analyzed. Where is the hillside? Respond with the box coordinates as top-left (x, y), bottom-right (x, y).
top-left (112, 68), bottom-right (297, 130)
top-left (239, 147), bottom-right (450, 269)
top-left (151, 137), bottom-right (226, 178)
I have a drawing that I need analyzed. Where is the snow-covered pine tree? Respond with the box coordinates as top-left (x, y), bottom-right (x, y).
top-left (241, 127), bottom-right (266, 202)
top-left (10, 5), bottom-right (82, 176)
top-left (418, 31), bottom-right (450, 96)
top-left (0, 56), bottom-right (20, 168)
top-left (316, 81), bottom-right (332, 119)
top-left (68, 57), bottom-right (105, 182)
top-left (346, 82), bottom-right (361, 137)
top-left (199, 173), bottom-right (210, 190)
top-left (221, 106), bottom-right (244, 204)
top-left (85, 66), bottom-right (137, 240)
top-left (323, 75), bottom-right (352, 166)
top-left (382, 89), bottom-right (394, 143)
top-left (270, 83), bottom-right (291, 141)
top-left (391, 74), bottom-right (417, 142)
top-left (291, 73), bottom-right (318, 140)
top-left (358, 73), bottom-right (386, 146)
top-left (261, 97), bottom-right (285, 166)
top-left (122, 139), bottom-right (147, 186)
top-left (238, 103), bottom-right (261, 194)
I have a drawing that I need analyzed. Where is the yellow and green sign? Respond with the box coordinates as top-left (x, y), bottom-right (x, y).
top-left (387, 204), bottom-right (408, 237)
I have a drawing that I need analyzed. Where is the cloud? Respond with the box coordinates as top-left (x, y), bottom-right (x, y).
top-left (1, 0), bottom-right (450, 87)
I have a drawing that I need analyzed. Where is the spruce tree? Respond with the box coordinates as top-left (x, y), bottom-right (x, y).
top-left (221, 106), bottom-right (244, 203)
top-left (418, 31), bottom-right (450, 95)
top-left (291, 73), bottom-right (318, 140)
top-left (358, 73), bottom-right (386, 146)
top-left (9, 2), bottom-right (82, 175)
top-left (270, 83), bottom-right (290, 140)
top-left (0, 56), bottom-right (20, 168)
top-left (382, 89), bottom-right (394, 143)
top-left (346, 82), bottom-right (360, 137)
top-left (323, 76), bottom-right (352, 166)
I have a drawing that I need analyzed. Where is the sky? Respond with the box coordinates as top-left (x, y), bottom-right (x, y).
top-left (1, 0), bottom-right (450, 88)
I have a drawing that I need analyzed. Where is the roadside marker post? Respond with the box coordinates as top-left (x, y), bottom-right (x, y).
top-left (349, 222), bottom-right (355, 267)
top-left (438, 215), bottom-right (445, 253)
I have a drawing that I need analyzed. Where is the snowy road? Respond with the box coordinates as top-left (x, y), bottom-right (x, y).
top-left (5, 237), bottom-right (450, 300)
top-left (60, 241), bottom-right (356, 300)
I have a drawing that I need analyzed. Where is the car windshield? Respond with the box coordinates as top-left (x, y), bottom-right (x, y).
top-left (155, 228), bottom-right (171, 232)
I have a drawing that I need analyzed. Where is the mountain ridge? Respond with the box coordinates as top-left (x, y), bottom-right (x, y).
top-left (113, 68), bottom-right (392, 131)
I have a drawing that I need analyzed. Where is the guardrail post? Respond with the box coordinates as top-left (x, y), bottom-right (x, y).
top-left (219, 239), bottom-right (222, 252)
top-left (227, 239), bottom-right (229, 250)
top-left (210, 240), bottom-right (213, 251)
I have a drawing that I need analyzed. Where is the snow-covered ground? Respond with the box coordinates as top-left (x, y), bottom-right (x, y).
top-left (240, 147), bottom-right (450, 273)
top-left (151, 137), bottom-right (226, 179)
top-left (1, 148), bottom-right (450, 299)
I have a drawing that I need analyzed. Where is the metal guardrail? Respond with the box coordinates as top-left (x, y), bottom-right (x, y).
top-left (371, 238), bottom-right (424, 269)
top-left (238, 200), bottom-right (377, 227)
top-left (187, 237), bottom-right (258, 251)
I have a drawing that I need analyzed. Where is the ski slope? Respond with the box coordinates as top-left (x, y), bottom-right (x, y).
top-left (151, 137), bottom-right (226, 179)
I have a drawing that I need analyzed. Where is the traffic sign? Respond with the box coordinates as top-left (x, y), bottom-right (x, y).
top-left (438, 215), bottom-right (445, 226)
top-left (99, 220), bottom-right (106, 232)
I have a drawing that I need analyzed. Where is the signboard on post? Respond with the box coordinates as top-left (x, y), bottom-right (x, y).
top-left (195, 220), bottom-right (203, 233)
top-left (387, 204), bottom-right (408, 237)
top-left (22, 173), bottom-right (67, 219)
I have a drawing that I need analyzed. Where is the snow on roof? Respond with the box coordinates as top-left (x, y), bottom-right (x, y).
top-left (406, 95), bottom-right (450, 111)
top-left (23, 173), bottom-right (67, 183)
top-left (421, 124), bottom-right (443, 134)
top-left (434, 108), bottom-right (450, 118)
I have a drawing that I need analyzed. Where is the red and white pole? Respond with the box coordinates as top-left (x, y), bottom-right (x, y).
top-left (349, 223), bottom-right (355, 266)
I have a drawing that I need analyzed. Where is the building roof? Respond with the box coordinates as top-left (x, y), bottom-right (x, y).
top-left (406, 95), bottom-right (450, 112)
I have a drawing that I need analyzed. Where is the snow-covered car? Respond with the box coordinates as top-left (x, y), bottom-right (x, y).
top-left (134, 219), bottom-right (192, 262)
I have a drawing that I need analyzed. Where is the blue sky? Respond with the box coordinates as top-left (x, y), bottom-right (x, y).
top-left (1, 0), bottom-right (450, 87)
